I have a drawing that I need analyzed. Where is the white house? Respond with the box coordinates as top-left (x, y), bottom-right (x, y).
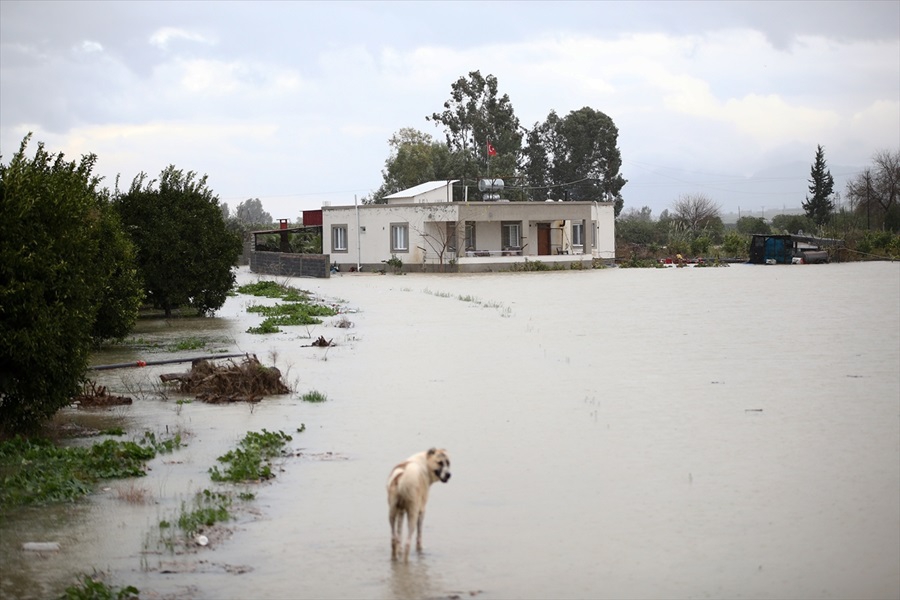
top-left (323, 181), bottom-right (615, 272)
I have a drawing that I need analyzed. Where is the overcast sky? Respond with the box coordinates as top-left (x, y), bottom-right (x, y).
top-left (2, 1), bottom-right (898, 220)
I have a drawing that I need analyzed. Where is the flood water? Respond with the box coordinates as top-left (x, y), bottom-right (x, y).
top-left (2, 262), bottom-right (898, 600)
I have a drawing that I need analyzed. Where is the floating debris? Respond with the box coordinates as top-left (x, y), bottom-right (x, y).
top-left (72, 381), bottom-right (132, 407)
top-left (160, 355), bottom-right (289, 403)
top-left (308, 336), bottom-right (334, 347)
top-left (22, 542), bottom-right (60, 552)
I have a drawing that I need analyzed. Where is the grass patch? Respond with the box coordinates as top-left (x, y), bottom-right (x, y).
top-left (59, 573), bottom-right (138, 600)
top-left (175, 489), bottom-right (233, 535)
top-left (241, 280), bottom-right (338, 334)
top-left (209, 429), bottom-right (293, 483)
top-left (115, 482), bottom-right (152, 505)
top-left (247, 320), bottom-right (281, 335)
top-left (170, 336), bottom-right (207, 352)
top-left (0, 435), bottom-right (172, 509)
top-left (141, 430), bottom-right (183, 454)
top-left (506, 258), bottom-right (561, 272)
top-left (301, 390), bottom-right (328, 403)
top-left (103, 334), bottom-right (231, 354)
top-left (237, 281), bottom-right (309, 302)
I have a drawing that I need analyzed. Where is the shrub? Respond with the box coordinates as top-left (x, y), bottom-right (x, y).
top-left (0, 135), bottom-right (142, 433)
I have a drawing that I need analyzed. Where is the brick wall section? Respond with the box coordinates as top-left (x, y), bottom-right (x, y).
top-left (249, 251), bottom-right (331, 278)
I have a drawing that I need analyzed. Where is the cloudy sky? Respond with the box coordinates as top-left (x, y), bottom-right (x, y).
top-left (2, 1), bottom-right (898, 221)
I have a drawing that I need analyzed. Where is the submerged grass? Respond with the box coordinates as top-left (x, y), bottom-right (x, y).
top-left (108, 335), bottom-right (232, 354)
top-left (173, 489), bottom-right (233, 535)
top-left (240, 280), bottom-right (337, 334)
top-left (0, 433), bottom-right (180, 509)
top-left (301, 390), bottom-right (328, 403)
top-left (209, 429), bottom-right (294, 483)
top-left (59, 573), bottom-right (138, 600)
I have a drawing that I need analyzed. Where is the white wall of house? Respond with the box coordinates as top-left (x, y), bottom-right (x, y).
top-left (324, 203), bottom-right (460, 268)
top-left (323, 200), bottom-right (616, 271)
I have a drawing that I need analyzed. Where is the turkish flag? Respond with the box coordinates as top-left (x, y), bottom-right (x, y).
top-left (487, 142), bottom-right (497, 156)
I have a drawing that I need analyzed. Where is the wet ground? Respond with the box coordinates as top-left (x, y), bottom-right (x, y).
top-left (1, 262), bottom-right (898, 600)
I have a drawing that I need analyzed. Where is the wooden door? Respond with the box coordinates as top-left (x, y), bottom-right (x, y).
top-left (537, 224), bottom-right (551, 255)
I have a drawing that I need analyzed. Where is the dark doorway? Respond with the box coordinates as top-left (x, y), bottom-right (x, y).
top-left (537, 223), bottom-right (551, 255)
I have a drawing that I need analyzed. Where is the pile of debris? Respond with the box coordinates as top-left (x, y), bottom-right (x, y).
top-left (73, 381), bottom-right (133, 407)
top-left (160, 355), bottom-right (290, 403)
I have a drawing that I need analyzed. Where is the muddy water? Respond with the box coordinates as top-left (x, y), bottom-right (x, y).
top-left (1, 263), bottom-right (898, 600)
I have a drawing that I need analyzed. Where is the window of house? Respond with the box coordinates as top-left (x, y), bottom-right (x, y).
top-left (465, 221), bottom-right (476, 250)
top-left (390, 223), bottom-right (409, 253)
top-left (572, 222), bottom-right (584, 247)
top-left (502, 221), bottom-right (522, 248)
top-left (592, 221), bottom-right (597, 248)
top-left (332, 225), bottom-right (348, 252)
top-left (446, 222), bottom-right (458, 252)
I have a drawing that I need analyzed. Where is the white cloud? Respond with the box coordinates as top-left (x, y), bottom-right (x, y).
top-left (77, 40), bottom-right (103, 54)
top-left (149, 27), bottom-right (213, 50)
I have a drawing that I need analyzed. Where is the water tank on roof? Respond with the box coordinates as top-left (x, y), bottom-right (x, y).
top-left (478, 179), bottom-right (504, 193)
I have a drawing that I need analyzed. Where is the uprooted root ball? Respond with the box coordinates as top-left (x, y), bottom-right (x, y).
top-left (161, 356), bottom-right (290, 403)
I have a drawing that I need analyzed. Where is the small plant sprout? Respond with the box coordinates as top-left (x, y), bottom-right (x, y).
top-left (301, 390), bottom-right (328, 403)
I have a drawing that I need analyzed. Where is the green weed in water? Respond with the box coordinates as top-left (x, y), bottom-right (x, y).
top-left (209, 429), bottom-right (293, 483)
top-left (237, 281), bottom-right (310, 301)
top-left (241, 280), bottom-right (337, 334)
top-left (169, 336), bottom-right (207, 352)
top-left (0, 433), bottom-right (179, 509)
top-left (177, 489), bottom-right (233, 534)
top-left (59, 573), bottom-right (138, 600)
top-left (301, 390), bottom-right (328, 403)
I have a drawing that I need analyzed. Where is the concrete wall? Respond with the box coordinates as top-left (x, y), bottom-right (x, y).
top-left (249, 251), bottom-right (330, 278)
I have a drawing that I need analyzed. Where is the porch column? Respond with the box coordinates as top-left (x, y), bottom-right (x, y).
top-left (582, 207), bottom-right (592, 263)
top-left (521, 218), bottom-right (530, 256)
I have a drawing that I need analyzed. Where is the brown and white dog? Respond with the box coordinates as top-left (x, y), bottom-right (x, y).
top-left (387, 448), bottom-right (451, 561)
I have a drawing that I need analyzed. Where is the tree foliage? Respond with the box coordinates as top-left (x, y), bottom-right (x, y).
top-left (616, 206), bottom-right (662, 246)
top-left (802, 144), bottom-right (835, 226)
top-left (115, 166), bottom-right (241, 317)
top-left (735, 216), bottom-right (771, 235)
top-left (845, 149), bottom-right (900, 232)
top-left (523, 107), bottom-right (627, 214)
top-left (375, 71), bottom-right (628, 210)
top-left (233, 198), bottom-right (273, 228)
top-left (0, 135), bottom-right (142, 433)
top-left (370, 128), bottom-right (461, 203)
top-left (89, 193), bottom-right (144, 340)
top-left (671, 193), bottom-right (723, 235)
top-left (427, 70), bottom-right (522, 180)
top-left (770, 213), bottom-right (815, 234)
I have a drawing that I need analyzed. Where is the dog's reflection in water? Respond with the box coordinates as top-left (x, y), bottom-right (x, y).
top-left (389, 555), bottom-right (444, 600)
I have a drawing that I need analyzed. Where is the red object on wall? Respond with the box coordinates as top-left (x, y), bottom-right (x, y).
top-left (303, 210), bottom-right (323, 226)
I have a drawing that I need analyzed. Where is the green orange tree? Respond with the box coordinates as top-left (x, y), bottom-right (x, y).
top-left (0, 135), bottom-right (142, 433)
top-left (115, 166), bottom-right (241, 317)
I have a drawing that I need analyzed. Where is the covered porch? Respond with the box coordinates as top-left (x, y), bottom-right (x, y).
top-left (417, 201), bottom-right (612, 272)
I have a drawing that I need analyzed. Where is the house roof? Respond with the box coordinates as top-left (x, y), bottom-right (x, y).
top-left (383, 180), bottom-right (459, 199)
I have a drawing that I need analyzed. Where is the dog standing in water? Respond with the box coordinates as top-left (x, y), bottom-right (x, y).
top-left (387, 448), bottom-right (451, 561)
